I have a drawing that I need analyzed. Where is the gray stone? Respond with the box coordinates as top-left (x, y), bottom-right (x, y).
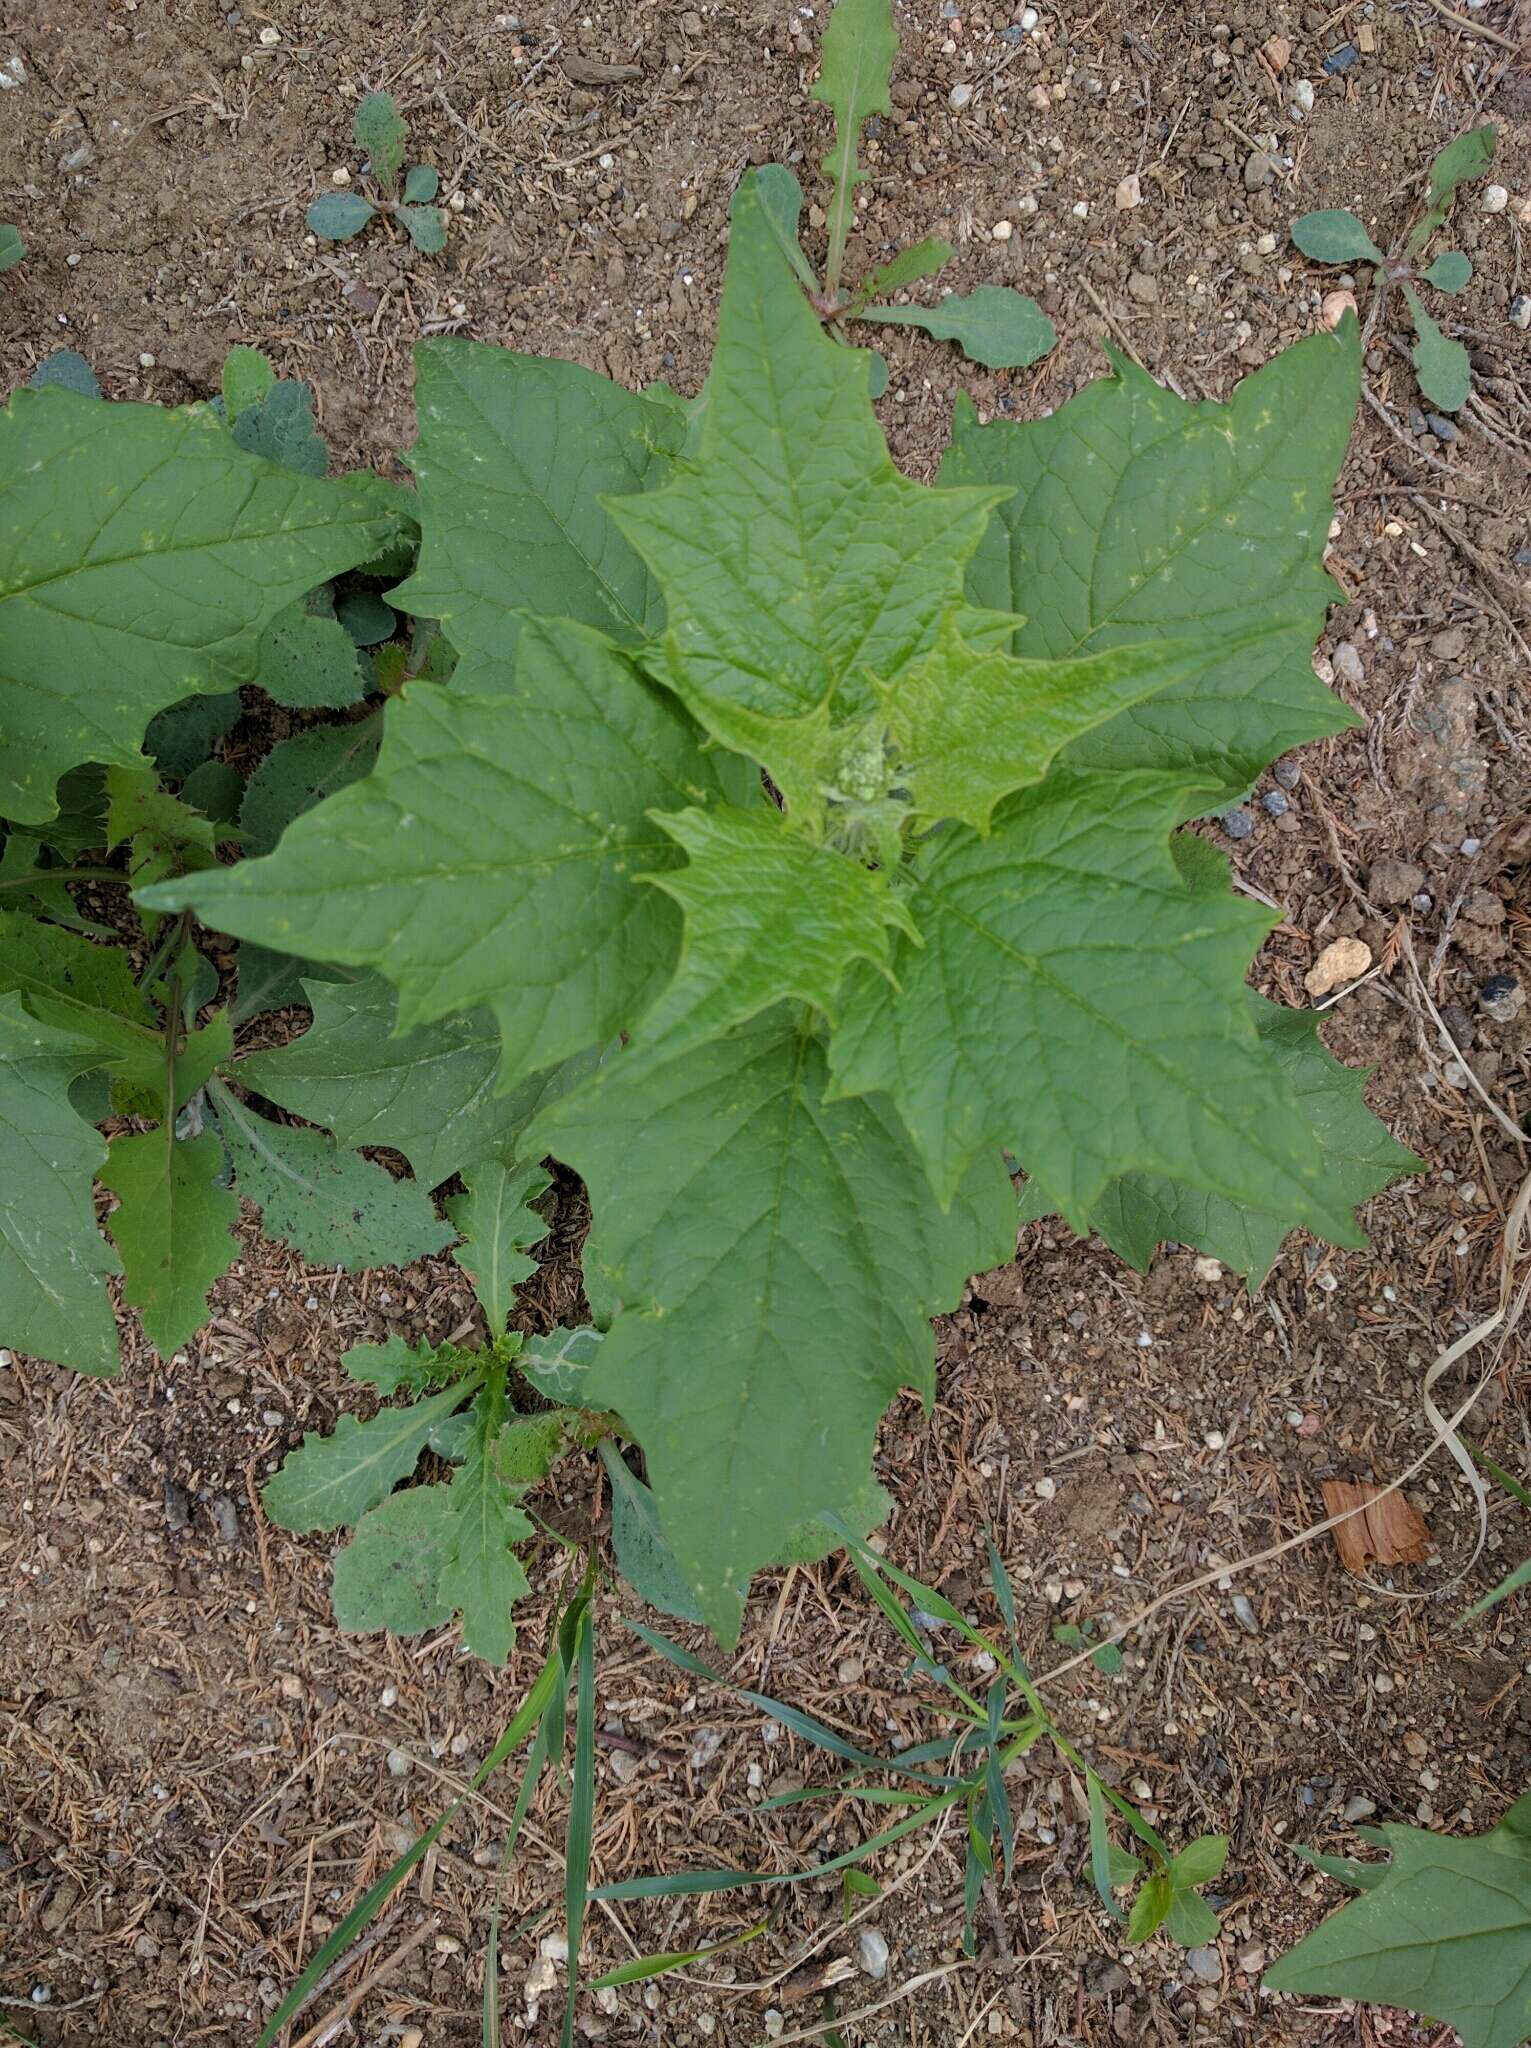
top-left (858, 1929), bottom-right (890, 1980)
top-left (1186, 1947), bottom-right (1223, 1983)
top-left (1331, 640), bottom-right (1365, 686)
top-left (1127, 270), bottom-right (1159, 304)
top-left (1367, 855), bottom-right (1426, 907)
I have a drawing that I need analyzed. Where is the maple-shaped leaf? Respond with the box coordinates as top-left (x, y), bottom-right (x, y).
top-left (0, 995), bottom-right (120, 1377)
top-left (877, 611), bottom-right (1286, 835)
top-left (444, 1159), bottom-right (551, 1335)
top-left (0, 388), bottom-right (400, 825)
top-left (147, 619), bottom-right (733, 1082)
top-left (99, 1129), bottom-right (239, 1356)
top-left (241, 974), bottom-right (572, 1191)
top-left (1266, 1794), bottom-right (1531, 2048)
top-left (630, 804), bottom-right (916, 1060)
top-left (608, 172), bottom-right (1004, 750)
top-left (527, 1010), bottom-right (1015, 1643)
top-left (939, 330), bottom-right (1361, 800)
top-left (828, 766), bottom-right (1363, 1243)
top-left (1019, 988), bottom-right (1421, 1282)
top-left (389, 338), bottom-right (684, 655)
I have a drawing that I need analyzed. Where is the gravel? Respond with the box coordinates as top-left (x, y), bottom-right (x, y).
top-left (1221, 807), bottom-right (1253, 840)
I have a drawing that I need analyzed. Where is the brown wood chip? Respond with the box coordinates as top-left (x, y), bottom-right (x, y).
top-left (1322, 1480), bottom-right (1435, 1572)
top-left (777, 1956), bottom-right (857, 2006)
top-left (562, 55), bottom-right (643, 83)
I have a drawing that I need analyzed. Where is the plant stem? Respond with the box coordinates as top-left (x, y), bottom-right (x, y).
top-left (0, 865), bottom-right (126, 891)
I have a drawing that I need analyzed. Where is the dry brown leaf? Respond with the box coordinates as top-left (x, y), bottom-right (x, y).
top-left (1322, 1480), bottom-right (1435, 1573)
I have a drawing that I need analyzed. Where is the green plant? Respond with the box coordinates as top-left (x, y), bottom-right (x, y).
top-left (307, 89), bottom-right (446, 254)
top-left (1291, 123), bottom-right (1494, 414)
top-left (599, 1527), bottom-right (1230, 1960)
top-left (3, 163), bottom-right (1416, 1652)
top-left (1266, 1790), bottom-right (1531, 2047)
top-left (1463, 1441), bottom-right (1531, 1620)
top-left (765, 0), bottom-right (1056, 374)
top-left (0, 225), bottom-right (24, 273)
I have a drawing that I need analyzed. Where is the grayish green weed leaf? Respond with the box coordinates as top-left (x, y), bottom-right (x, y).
top-left (100, 1129), bottom-right (238, 1356)
top-left (1405, 285), bottom-right (1470, 412)
top-left (263, 1374), bottom-right (476, 1532)
top-left (1422, 249), bottom-right (1471, 293)
top-left (29, 349), bottom-right (100, 398)
top-left (863, 285), bottom-right (1056, 369)
top-left (1291, 209), bottom-right (1383, 264)
top-left (229, 379), bottom-right (330, 477)
top-left (308, 191), bottom-right (378, 242)
top-left (354, 91), bottom-right (407, 190)
top-left (445, 1160), bottom-right (551, 1334)
top-left (812, 0), bottom-right (898, 291)
top-left (332, 1485), bottom-right (454, 1635)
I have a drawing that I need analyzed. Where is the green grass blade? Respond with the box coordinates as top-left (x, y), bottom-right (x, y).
top-left (1463, 1555), bottom-right (1531, 1621)
top-left (259, 1635), bottom-right (567, 2047)
top-left (1087, 1770), bottom-right (1126, 1922)
top-left (485, 1684), bottom-right (569, 2047)
top-left (1466, 1440), bottom-right (1531, 1512)
top-left (560, 1604), bottom-right (598, 2048)
top-left (984, 1527), bottom-right (1026, 1675)
top-left (588, 1916), bottom-right (770, 1989)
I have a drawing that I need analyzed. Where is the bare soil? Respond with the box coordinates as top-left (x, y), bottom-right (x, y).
top-left (1, 1), bottom-right (1529, 2044)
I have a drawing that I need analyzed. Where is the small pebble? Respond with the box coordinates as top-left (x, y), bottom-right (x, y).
top-left (1331, 640), bottom-right (1365, 686)
top-left (1480, 974), bottom-right (1524, 1023)
top-left (1460, 836), bottom-right (1481, 855)
top-left (1508, 294), bottom-right (1530, 331)
top-left (1019, 5), bottom-right (1038, 24)
top-left (859, 1930), bottom-right (890, 1980)
top-left (763, 2011), bottom-right (785, 2040)
top-left (1321, 288), bottom-right (1358, 330)
top-left (949, 81), bottom-right (974, 108)
top-left (1426, 414), bottom-right (1457, 443)
top-left (991, 218), bottom-right (1013, 240)
top-left (258, 22), bottom-right (280, 43)
top-left (30, 1987), bottom-right (51, 2007)
top-left (1194, 1255), bottom-right (1222, 1281)
top-left (1186, 1947), bottom-right (1222, 1984)
top-left (1273, 757), bottom-right (1301, 789)
top-left (1344, 1795), bottom-right (1377, 1822)
top-left (1232, 1594), bottom-right (1259, 1631)
top-left (1115, 173), bottom-right (1141, 210)
top-left (1262, 32), bottom-right (1291, 68)
top-left (139, 351), bottom-right (157, 369)
top-left (1221, 807), bottom-right (1253, 840)
top-left (1034, 1476), bottom-right (1057, 1499)
top-left (1072, 199), bottom-right (1089, 219)
top-left (1262, 788), bottom-right (1288, 816)
top-left (1481, 184), bottom-right (1508, 214)
top-left (1290, 78), bottom-right (1315, 114)
top-left (837, 1656), bottom-right (865, 1683)
top-left (1017, 193), bottom-right (1038, 215)
top-left (1256, 231), bottom-right (1277, 254)
top-left (386, 1748), bottom-right (413, 1777)
top-left (1323, 42), bottom-right (1358, 72)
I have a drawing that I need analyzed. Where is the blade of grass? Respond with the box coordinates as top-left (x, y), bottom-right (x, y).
top-left (985, 1528), bottom-right (1026, 1677)
top-left (484, 1668), bottom-right (571, 2047)
top-left (260, 1614), bottom-right (574, 2048)
top-left (1466, 1440), bottom-right (1531, 1512)
top-left (1087, 1770), bottom-right (1125, 1922)
top-left (560, 1603), bottom-right (597, 2048)
top-left (587, 1915), bottom-right (770, 1989)
top-left (1462, 1554), bottom-right (1531, 1621)
top-left (625, 1619), bottom-right (950, 1783)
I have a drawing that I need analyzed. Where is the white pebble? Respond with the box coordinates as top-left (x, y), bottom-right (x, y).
top-left (1256, 231), bottom-right (1277, 253)
top-left (1020, 5), bottom-right (1038, 24)
top-left (763, 2011), bottom-right (785, 2039)
top-left (950, 81), bottom-right (974, 109)
top-left (1034, 1475), bottom-right (1057, 1499)
top-left (385, 1747), bottom-right (413, 1777)
top-left (859, 1929), bottom-right (890, 1980)
top-left (258, 23), bottom-right (281, 44)
top-left (1321, 288), bottom-right (1358, 330)
top-left (1072, 199), bottom-right (1089, 219)
top-left (991, 218), bottom-right (1013, 240)
top-left (331, 165), bottom-right (351, 185)
top-left (1017, 194), bottom-right (1039, 215)
top-left (449, 189), bottom-right (467, 211)
top-left (1290, 78), bottom-right (1315, 115)
top-left (1115, 173), bottom-right (1141, 210)
top-left (1481, 184), bottom-right (1508, 214)
top-left (1204, 1430), bottom-right (1225, 1451)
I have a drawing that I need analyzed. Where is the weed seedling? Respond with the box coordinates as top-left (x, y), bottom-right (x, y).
top-left (1291, 123), bottom-right (1494, 414)
top-left (307, 89), bottom-right (446, 254)
top-left (0, 225), bottom-right (24, 273)
top-left (764, 0), bottom-right (1056, 376)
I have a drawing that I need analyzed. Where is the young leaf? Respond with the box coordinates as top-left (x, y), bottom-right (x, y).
top-left (307, 191), bottom-right (378, 242)
top-left (1409, 123), bottom-right (1495, 252)
top-left (0, 996), bottom-right (120, 1378)
top-left (228, 378), bottom-right (330, 477)
top-left (237, 719), bottom-right (381, 857)
top-left (608, 172), bottom-right (1004, 741)
top-left (263, 1373), bottom-right (478, 1531)
top-left (399, 205), bottom-right (447, 254)
top-left (354, 90), bottom-right (407, 191)
top-left (241, 973), bottom-right (563, 1190)
top-left (862, 285), bottom-right (1056, 370)
top-left (258, 604), bottom-right (368, 709)
top-left (878, 612), bottom-right (1280, 834)
top-left (211, 1085), bottom-right (454, 1271)
top-left (0, 224), bottom-right (25, 272)
top-left (527, 1011), bottom-right (1015, 1643)
top-left (602, 1442), bottom-right (705, 1624)
top-left (332, 1483), bottom-right (454, 1635)
top-left (100, 1129), bottom-right (239, 1356)
top-left (0, 388), bottom-right (397, 823)
top-left (146, 690), bottom-right (244, 781)
top-left (334, 590), bottom-right (396, 646)
top-left (812, 0), bottom-right (898, 296)
top-left (1127, 1870), bottom-right (1174, 1944)
top-left (629, 804), bottom-right (917, 1060)
top-left (28, 349), bottom-right (102, 399)
top-left (403, 164), bottom-right (440, 204)
top-left (0, 910), bottom-right (163, 1102)
top-left (1422, 249), bottom-right (1471, 293)
top-left (222, 346), bottom-right (275, 423)
top-left (753, 163), bottom-right (821, 293)
top-left (344, 1332), bottom-right (469, 1394)
top-left (1405, 285), bottom-right (1470, 413)
top-left (444, 1159), bottom-right (551, 1334)
top-left (437, 1379), bottom-right (536, 1665)
top-left (1265, 1801), bottom-right (1531, 2048)
top-left (829, 766), bottom-right (1368, 1242)
top-left (149, 619), bottom-right (735, 1081)
top-left (1290, 209), bottom-right (1383, 264)
top-left (854, 236), bottom-right (954, 306)
top-left (390, 339), bottom-right (685, 655)
top-left (941, 330), bottom-right (1360, 801)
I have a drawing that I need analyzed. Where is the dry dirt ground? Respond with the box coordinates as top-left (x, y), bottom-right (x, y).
top-left (2, 0), bottom-right (1530, 2043)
